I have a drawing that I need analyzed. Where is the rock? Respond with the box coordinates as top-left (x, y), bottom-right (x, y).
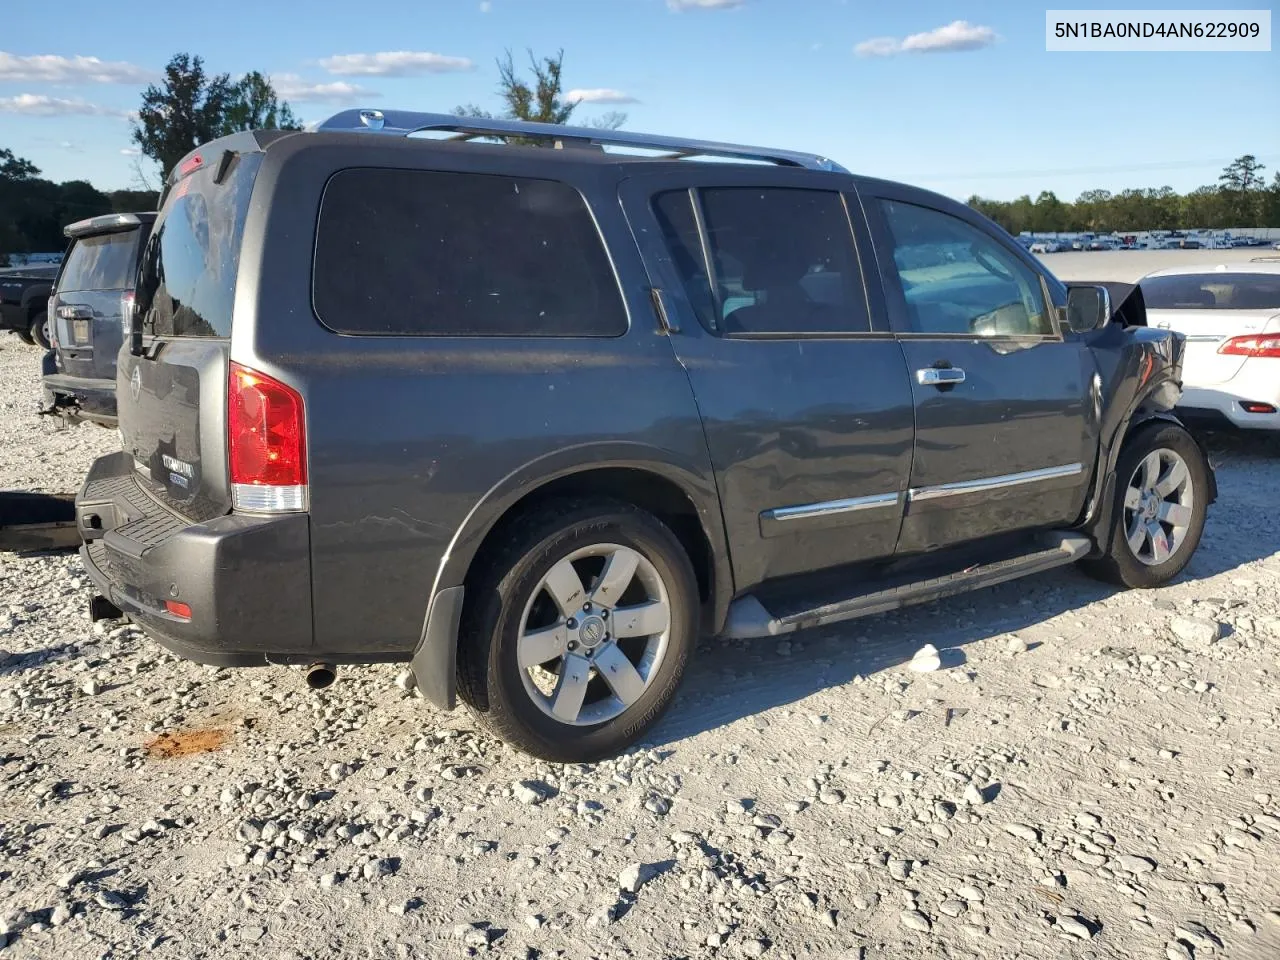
top-left (1057, 916), bottom-right (1093, 940)
top-left (1173, 920), bottom-right (1222, 949)
top-left (670, 830), bottom-right (698, 844)
top-left (963, 783), bottom-right (987, 806)
top-left (725, 798), bottom-right (750, 815)
top-left (957, 884), bottom-right (985, 903)
top-left (55, 870), bottom-right (82, 890)
top-left (741, 939), bottom-right (768, 958)
top-left (463, 928), bottom-right (491, 948)
top-left (934, 801), bottom-right (956, 820)
top-left (1166, 942), bottom-right (1193, 960)
top-left (514, 780), bottom-right (553, 805)
top-left (851, 893), bottom-right (879, 911)
top-left (1116, 854), bottom-right (1156, 874)
top-left (900, 910), bottom-right (931, 933)
top-left (525, 914), bottom-right (543, 931)
top-left (939, 900), bottom-right (967, 918)
top-left (1005, 823), bottom-right (1040, 843)
top-left (589, 901), bottom-right (620, 926)
top-left (328, 763), bottom-right (351, 782)
top-left (888, 859), bottom-right (912, 882)
top-left (819, 789), bottom-right (844, 805)
top-left (619, 861), bottom-right (658, 893)
top-left (362, 858), bottom-right (396, 881)
top-left (909, 644), bottom-right (942, 672)
top-left (393, 669), bottom-right (415, 692)
top-left (1006, 635), bottom-right (1029, 655)
top-left (1171, 617), bottom-right (1221, 645)
top-left (0, 911), bottom-right (30, 936)
top-left (50, 904), bottom-right (72, 927)
top-left (319, 873), bottom-right (338, 888)
top-left (81, 679), bottom-right (102, 696)
top-left (95, 891), bottom-right (127, 911)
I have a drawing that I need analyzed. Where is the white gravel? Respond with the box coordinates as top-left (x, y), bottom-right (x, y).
top-left (2, 334), bottom-right (1280, 959)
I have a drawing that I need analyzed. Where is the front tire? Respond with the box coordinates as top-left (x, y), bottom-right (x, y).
top-left (457, 499), bottom-right (698, 763)
top-left (1080, 422), bottom-right (1209, 588)
top-left (30, 312), bottom-right (51, 349)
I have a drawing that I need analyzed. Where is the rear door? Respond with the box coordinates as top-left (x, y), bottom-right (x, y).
top-left (1142, 272), bottom-right (1280, 385)
top-left (620, 169), bottom-right (915, 591)
top-left (52, 221), bottom-right (150, 383)
top-left (121, 152), bottom-right (262, 519)
top-left (858, 184), bottom-right (1098, 555)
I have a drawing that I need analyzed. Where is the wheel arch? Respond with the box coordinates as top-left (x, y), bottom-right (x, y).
top-left (411, 445), bottom-right (734, 710)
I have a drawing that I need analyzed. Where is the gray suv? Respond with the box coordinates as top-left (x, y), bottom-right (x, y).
top-left (76, 111), bottom-right (1214, 761)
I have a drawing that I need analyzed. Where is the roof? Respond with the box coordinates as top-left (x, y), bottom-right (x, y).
top-left (316, 109), bottom-right (849, 173)
top-left (1141, 258), bottom-right (1280, 279)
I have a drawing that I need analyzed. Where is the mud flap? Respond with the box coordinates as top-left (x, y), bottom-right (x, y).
top-left (409, 585), bottom-right (465, 711)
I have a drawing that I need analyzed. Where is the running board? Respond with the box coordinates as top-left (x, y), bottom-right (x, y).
top-left (722, 532), bottom-right (1091, 639)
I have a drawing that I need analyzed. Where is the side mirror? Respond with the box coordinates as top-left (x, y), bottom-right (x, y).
top-left (1065, 284), bottom-right (1112, 333)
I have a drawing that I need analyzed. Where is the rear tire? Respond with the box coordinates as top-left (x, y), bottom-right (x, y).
top-left (1079, 422), bottom-right (1209, 588)
top-left (457, 498), bottom-right (698, 762)
top-left (29, 312), bottom-right (50, 350)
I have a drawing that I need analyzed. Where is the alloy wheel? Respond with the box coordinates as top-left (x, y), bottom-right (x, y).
top-left (1123, 448), bottom-right (1194, 566)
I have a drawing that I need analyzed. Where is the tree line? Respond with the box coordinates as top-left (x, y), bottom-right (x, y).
top-left (967, 155), bottom-right (1278, 235)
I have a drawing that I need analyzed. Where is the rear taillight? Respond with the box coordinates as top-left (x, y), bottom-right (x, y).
top-left (1218, 334), bottom-right (1280, 358)
top-left (121, 290), bottom-right (135, 331)
top-left (228, 362), bottom-right (307, 512)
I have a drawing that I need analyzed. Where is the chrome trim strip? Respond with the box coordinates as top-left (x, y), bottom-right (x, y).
top-left (763, 492), bottom-right (901, 522)
top-left (908, 463), bottom-right (1083, 502)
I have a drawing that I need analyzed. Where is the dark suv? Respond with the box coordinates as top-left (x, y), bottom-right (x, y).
top-left (41, 213), bottom-right (155, 427)
top-left (76, 111), bottom-right (1214, 761)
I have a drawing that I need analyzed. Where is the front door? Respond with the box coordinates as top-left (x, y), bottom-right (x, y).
top-left (858, 186), bottom-right (1100, 555)
top-left (620, 170), bottom-right (916, 592)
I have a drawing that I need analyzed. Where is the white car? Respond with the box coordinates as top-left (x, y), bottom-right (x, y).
top-left (1141, 261), bottom-right (1280, 432)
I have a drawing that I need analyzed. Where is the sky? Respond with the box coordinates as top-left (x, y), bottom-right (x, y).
top-left (1, 0), bottom-right (1277, 202)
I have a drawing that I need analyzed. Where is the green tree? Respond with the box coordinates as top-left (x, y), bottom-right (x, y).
top-left (0, 147), bottom-right (40, 181)
top-left (1218, 154), bottom-right (1266, 225)
top-left (454, 49), bottom-right (626, 132)
top-left (222, 71), bottom-right (302, 134)
top-left (132, 54), bottom-right (235, 179)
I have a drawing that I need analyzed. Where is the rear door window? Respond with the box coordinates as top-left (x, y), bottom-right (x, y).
top-left (312, 168), bottom-right (627, 337)
top-left (652, 187), bottom-right (870, 336)
top-left (58, 232), bottom-right (140, 292)
top-left (1141, 273), bottom-right (1280, 310)
top-left (135, 153), bottom-right (262, 338)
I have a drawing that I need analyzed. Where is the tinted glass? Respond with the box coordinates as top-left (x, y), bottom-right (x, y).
top-left (1141, 273), bottom-right (1280, 310)
top-left (58, 232), bottom-right (140, 292)
top-left (880, 200), bottom-right (1053, 337)
top-left (313, 168), bottom-right (627, 337)
top-left (654, 187), bottom-right (868, 336)
top-left (136, 153), bottom-right (262, 338)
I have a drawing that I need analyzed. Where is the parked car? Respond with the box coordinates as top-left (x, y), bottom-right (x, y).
top-left (41, 213), bottom-right (156, 427)
top-left (1141, 261), bottom-right (1280, 432)
top-left (0, 263), bottom-right (59, 346)
top-left (75, 112), bottom-right (1214, 761)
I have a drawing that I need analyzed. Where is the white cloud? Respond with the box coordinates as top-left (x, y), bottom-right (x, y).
top-left (479, 0), bottom-right (492, 10)
top-left (0, 52), bottom-right (153, 84)
top-left (0, 94), bottom-right (127, 117)
top-left (319, 51), bottom-right (475, 77)
top-left (272, 74), bottom-right (378, 104)
top-left (565, 88), bottom-right (639, 105)
top-left (120, 147), bottom-right (141, 156)
top-left (668, 0), bottom-right (743, 9)
top-left (855, 20), bottom-right (998, 57)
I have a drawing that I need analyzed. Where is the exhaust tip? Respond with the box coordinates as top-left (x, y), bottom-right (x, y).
top-left (89, 594), bottom-right (124, 622)
top-left (305, 662), bottom-right (337, 690)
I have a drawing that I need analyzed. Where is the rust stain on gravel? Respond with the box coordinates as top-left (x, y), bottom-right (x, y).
top-left (144, 728), bottom-right (229, 759)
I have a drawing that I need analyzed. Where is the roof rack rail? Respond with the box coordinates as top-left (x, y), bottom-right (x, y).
top-left (317, 109), bottom-right (849, 173)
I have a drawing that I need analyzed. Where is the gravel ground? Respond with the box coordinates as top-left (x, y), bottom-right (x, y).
top-left (2, 334), bottom-right (1279, 960)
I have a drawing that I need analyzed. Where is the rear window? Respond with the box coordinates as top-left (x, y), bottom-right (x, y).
top-left (312, 168), bottom-right (627, 337)
top-left (58, 232), bottom-right (140, 292)
top-left (135, 153), bottom-right (262, 338)
top-left (1142, 273), bottom-right (1280, 310)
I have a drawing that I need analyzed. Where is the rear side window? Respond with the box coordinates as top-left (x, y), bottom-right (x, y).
top-left (58, 232), bottom-right (140, 292)
top-left (652, 187), bottom-right (870, 336)
top-left (313, 168), bottom-right (627, 337)
top-left (1141, 273), bottom-right (1280, 310)
top-left (136, 153), bottom-right (262, 338)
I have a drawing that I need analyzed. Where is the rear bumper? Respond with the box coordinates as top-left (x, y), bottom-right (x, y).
top-left (41, 372), bottom-right (118, 426)
top-left (76, 451), bottom-right (314, 666)
top-left (1178, 384), bottom-right (1280, 432)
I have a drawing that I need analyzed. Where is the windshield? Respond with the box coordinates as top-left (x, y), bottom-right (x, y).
top-left (135, 152), bottom-right (262, 337)
top-left (58, 231), bottom-right (140, 292)
top-left (1143, 273), bottom-right (1280, 311)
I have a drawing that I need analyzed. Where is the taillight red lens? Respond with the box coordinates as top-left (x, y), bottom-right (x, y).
top-left (228, 362), bottom-right (307, 488)
top-left (1219, 334), bottom-right (1280, 358)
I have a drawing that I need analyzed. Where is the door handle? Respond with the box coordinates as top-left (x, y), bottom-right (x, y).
top-left (916, 367), bottom-right (966, 386)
